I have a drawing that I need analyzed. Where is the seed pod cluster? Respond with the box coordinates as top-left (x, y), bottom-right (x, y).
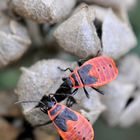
top-left (0, 0), bottom-right (138, 139)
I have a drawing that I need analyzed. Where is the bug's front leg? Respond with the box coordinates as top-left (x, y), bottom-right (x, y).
top-left (58, 67), bottom-right (73, 72)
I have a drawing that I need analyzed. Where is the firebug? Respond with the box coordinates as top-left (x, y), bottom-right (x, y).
top-left (16, 94), bottom-right (94, 140)
top-left (54, 56), bottom-right (118, 106)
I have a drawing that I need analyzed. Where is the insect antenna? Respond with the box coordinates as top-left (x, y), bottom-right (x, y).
top-left (15, 100), bottom-right (46, 106)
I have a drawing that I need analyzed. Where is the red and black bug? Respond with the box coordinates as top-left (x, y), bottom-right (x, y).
top-left (17, 95), bottom-right (94, 140)
top-left (54, 56), bottom-right (118, 106)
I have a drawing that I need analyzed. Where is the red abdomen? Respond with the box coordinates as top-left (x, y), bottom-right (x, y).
top-left (80, 56), bottom-right (118, 87)
top-left (48, 104), bottom-right (94, 140)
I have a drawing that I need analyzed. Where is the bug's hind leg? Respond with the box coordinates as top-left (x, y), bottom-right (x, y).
top-left (58, 67), bottom-right (73, 72)
top-left (83, 87), bottom-right (90, 98)
top-left (34, 120), bottom-right (52, 128)
top-left (91, 87), bottom-right (104, 95)
top-left (66, 96), bottom-right (77, 107)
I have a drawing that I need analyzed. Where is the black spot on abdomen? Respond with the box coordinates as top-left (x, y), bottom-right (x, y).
top-left (78, 64), bottom-right (97, 85)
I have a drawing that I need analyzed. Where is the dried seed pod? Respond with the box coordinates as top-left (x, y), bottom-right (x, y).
top-left (54, 3), bottom-right (137, 59)
top-left (102, 10), bottom-right (137, 59)
top-left (101, 80), bottom-right (135, 126)
top-left (118, 91), bottom-right (140, 127)
top-left (118, 54), bottom-right (140, 85)
top-left (87, 5), bottom-right (137, 59)
top-left (88, 5), bottom-right (129, 23)
top-left (54, 4), bottom-right (101, 58)
top-left (0, 12), bottom-right (31, 68)
top-left (9, 0), bottom-right (76, 24)
top-left (83, 0), bottom-right (137, 10)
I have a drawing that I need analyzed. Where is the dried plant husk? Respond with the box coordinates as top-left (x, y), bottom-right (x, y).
top-left (88, 4), bottom-right (137, 59)
top-left (101, 79), bottom-right (135, 126)
top-left (54, 3), bottom-right (137, 59)
top-left (54, 4), bottom-right (101, 58)
top-left (101, 9), bottom-right (137, 59)
top-left (0, 12), bottom-right (31, 68)
top-left (9, 0), bottom-right (76, 24)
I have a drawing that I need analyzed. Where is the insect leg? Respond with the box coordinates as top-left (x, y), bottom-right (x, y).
top-left (66, 88), bottom-right (78, 107)
top-left (77, 58), bottom-right (89, 66)
top-left (66, 96), bottom-right (77, 107)
top-left (58, 67), bottom-right (73, 72)
top-left (72, 88), bottom-right (78, 95)
top-left (95, 49), bottom-right (102, 56)
top-left (83, 87), bottom-right (90, 98)
top-left (34, 120), bottom-right (52, 128)
top-left (91, 87), bottom-right (104, 95)
top-left (77, 55), bottom-right (95, 66)
top-left (77, 50), bottom-right (102, 66)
